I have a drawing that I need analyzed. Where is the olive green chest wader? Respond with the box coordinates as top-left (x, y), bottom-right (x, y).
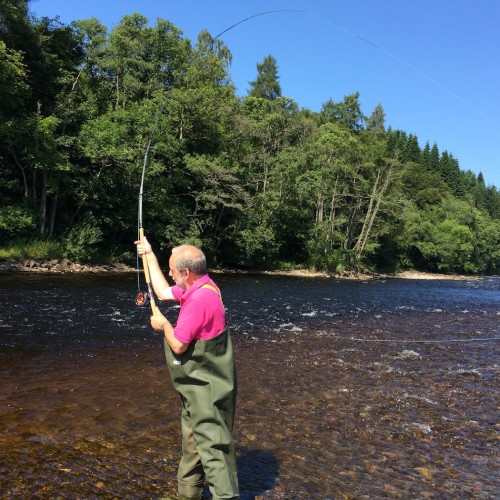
top-left (164, 324), bottom-right (239, 500)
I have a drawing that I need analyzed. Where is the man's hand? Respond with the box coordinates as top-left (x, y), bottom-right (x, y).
top-left (151, 311), bottom-right (188, 355)
top-left (150, 311), bottom-right (168, 331)
top-left (135, 236), bottom-right (152, 256)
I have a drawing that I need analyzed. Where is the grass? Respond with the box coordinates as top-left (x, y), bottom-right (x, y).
top-left (0, 239), bottom-right (137, 267)
top-left (0, 239), bottom-right (64, 261)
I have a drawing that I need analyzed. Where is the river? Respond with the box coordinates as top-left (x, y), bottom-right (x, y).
top-left (0, 272), bottom-right (499, 499)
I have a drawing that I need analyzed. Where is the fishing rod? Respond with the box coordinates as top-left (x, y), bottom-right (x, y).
top-left (135, 10), bottom-right (303, 313)
top-left (136, 7), bottom-right (490, 313)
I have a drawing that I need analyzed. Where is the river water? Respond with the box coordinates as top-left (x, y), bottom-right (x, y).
top-left (0, 272), bottom-right (498, 499)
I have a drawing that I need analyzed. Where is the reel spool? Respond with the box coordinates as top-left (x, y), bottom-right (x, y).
top-left (135, 291), bottom-right (151, 307)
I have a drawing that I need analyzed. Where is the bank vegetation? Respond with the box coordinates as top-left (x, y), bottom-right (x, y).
top-left (1, 2), bottom-right (499, 275)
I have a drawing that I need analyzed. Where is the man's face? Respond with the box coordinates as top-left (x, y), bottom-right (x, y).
top-left (169, 254), bottom-right (188, 290)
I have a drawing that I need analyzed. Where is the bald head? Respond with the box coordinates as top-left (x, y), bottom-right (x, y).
top-left (171, 245), bottom-right (207, 277)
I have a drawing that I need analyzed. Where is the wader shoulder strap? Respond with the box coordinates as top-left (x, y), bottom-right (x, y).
top-left (201, 283), bottom-right (224, 307)
top-left (201, 283), bottom-right (221, 296)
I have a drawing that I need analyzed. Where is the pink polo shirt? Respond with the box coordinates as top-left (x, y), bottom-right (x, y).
top-left (171, 274), bottom-right (226, 343)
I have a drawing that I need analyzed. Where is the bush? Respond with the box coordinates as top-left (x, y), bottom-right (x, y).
top-left (0, 206), bottom-right (35, 242)
top-left (63, 222), bottom-right (103, 263)
top-left (0, 239), bottom-right (64, 260)
top-left (308, 247), bottom-right (351, 273)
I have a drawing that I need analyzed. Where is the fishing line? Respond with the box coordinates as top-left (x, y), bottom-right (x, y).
top-left (136, 8), bottom-right (498, 310)
top-left (304, 12), bottom-right (499, 130)
top-left (348, 337), bottom-right (500, 343)
top-left (136, 9), bottom-right (303, 312)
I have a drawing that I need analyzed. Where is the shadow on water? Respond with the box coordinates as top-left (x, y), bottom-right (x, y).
top-left (237, 448), bottom-right (280, 499)
top-left (201, 448), bottom-right (280, 499)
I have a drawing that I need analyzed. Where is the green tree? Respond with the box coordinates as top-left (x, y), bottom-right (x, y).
top-left (234, 95), bottom-right (308, 266)
top-left (469, 209), bottom-right (500, 273)
top-left (352, 150), bottom-right (402, 264)
top-left (429, 143), bottom-right (440, 172)
top-left (402, 162), bottom-right (449, 209)
top-left (0, 40), bottom-right (30, 226)
top-left (248, 54), bottom-right (282, 100)
top-left (320, 92), bottom-right (364, 131)
top-left (399, 196), bottom-right (483, 273)
top-left (365, 103), bottom-right (386, 137)
top-left (440, 151), bottom-right (464, 197)
top-left (0, 8), bottom-right (82, 236)
top-left (432, 220), bottom-right (475, 272)
top-left (0, 40), bottom-right (29, 117)
top-left (66, 15), bottom-right (204, 255)
top-left (421, 142), bottom-right (432, 171)
top-left (404, 134), bottom-right (421, 163)
top-left (483, 185), bottom-right (500, 219)
top-left (298, 121), bottom-right (361, 269)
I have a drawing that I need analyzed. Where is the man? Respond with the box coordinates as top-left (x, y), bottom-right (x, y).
top-left (136, 239), bottom-right (239, 500)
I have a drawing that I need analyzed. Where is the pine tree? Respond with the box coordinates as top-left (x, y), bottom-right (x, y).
top-left (404, 134), bottom-right (421, 163)
top-left (248, 54), bottom-right (282, 100)
top-left (430, 143), bottom-right (440, 172)
top-left (366, 103), bottom-right (386, 137)
top-left (320, 92), bottom-right (364, 131)
top-left (440, 151), bottom-right (463, 197)
top-left (421, 142), bottom-right (432, 171)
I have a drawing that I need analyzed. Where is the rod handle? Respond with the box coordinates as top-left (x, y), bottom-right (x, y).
top-left (140, 227), bottom-right (158, 316)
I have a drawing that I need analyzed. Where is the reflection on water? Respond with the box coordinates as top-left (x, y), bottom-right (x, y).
top-left (0, 273), bottom-right (499, 498)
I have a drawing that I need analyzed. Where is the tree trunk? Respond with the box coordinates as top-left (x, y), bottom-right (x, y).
top-left (32, 168), bottom-right (37, 207)
top-left (48, 173), bottom-right (60, 237)
top-left (115, 75), bottom-right (120, 110)
top-left (327, 174), bottom-right (340, 244)
top-left (354, 157), bottom-right (396, 260)
top-left (354, 169), bottom-right (381, 257)
top-left (10, 149), bottom-right (30, 199)
top-left (39, 169), bottom-right (47, 236)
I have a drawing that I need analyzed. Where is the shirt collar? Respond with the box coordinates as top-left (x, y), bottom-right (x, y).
top-left (179, 274), bottom-right (210, 305)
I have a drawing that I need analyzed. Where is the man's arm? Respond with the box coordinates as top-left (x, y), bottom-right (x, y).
top-left (135, 237), bottom-right (174, 301)
top-left (150, 312), bottom-right (189, 355)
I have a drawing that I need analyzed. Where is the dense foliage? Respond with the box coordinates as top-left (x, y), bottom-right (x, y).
top-left (1, 3), bottom-right (499, 274)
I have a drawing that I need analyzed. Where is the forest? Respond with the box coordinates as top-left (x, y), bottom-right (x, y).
top-left (1, 1), bottom-right (499, 274)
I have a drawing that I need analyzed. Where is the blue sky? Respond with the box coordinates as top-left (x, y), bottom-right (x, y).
top-left (32, 0), bottom-right (500, 188)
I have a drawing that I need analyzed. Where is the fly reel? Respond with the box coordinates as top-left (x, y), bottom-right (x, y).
top-left (135, 291), bottom-right (151, 307)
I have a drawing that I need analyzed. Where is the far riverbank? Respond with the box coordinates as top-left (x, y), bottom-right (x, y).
top-left (0, 258), bottom-right (481, 281)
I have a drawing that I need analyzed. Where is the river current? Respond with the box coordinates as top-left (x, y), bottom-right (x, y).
top-left (0, 272), bottom-right (498, 499)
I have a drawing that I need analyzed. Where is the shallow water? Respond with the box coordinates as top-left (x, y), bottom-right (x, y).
top-left (0, 273), bottom-right (499, 498)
